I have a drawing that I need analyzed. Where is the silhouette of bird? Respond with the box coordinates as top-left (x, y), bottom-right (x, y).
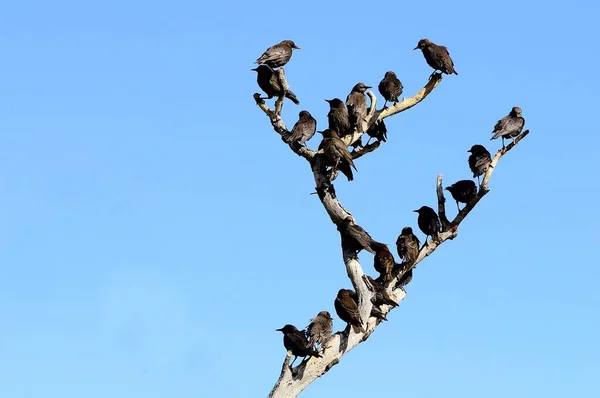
top-left (378, 71), bottom-right (403, 108)
top-left (255, 40), bottom-right (300, 69)
top-left (306, 311), bottom-right (333, 350)
top-left (338, 217), bottom-right (383, 255)
top-left (276, 324), bottom-right (321, 367)
top-left (371, 242), bottom-right (396, 283)
top-left (317, 129), bottom-right (357, 181)
top-left (335, 289), bottom-right (365, 333)
top-left (325, 98), bottom-right (350, 138)
top-left (394, 267), bottom-right (413, 291)
top-left (365, 119), bottom-right (387, 145)
top-left (285, 111), bottom-right (316, 146)
top-left (396, 227), bottom-right (421, 267)
top-left (252, 65), bottom-right (299, 104)
top-left (346, 82), bottom-right (371, 144)
top-left (414, 206), bottom-right (442, 245)
top-left (445, 180), bottom-right (477, 212)
top-left (366, 275), bottom-right (398, 308)
top-left (414, 38), bottom-right (458, 75)
top-left (491, 107), bottom-right (525, 148)
top-left (468, 144), bottom-right (492, 187)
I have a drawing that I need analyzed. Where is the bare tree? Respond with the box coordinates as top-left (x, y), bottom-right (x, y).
top-left (253, 50), bottom-right (530, 398)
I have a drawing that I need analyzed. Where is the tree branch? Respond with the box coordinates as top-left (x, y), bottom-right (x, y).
top-left (436, 174), bottom-right (451, 230)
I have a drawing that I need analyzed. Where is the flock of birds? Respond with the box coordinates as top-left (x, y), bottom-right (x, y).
top-left (253, 39), bottom-right (527, 367)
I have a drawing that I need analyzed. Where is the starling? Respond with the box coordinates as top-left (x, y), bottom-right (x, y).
top-left (394, 268), bottom-right (413, 291)
top-left (378, 71), bottom-right (403, 109)
top-left (371, 242), bottom-right (395, 283)
top-left (275, 324), bottom-right (321, 366)
top-left (338, 217), bottom-right (383, 255)
top-left (285, 111), bottom-right (316, 146)
top-left (306, 311), bottom-right (333, 349)
top-left (335, 289), bottom-right (365, 333)
top-left (396, 227), bottom-right (421, 267)
top-left (491, 107), bottom-right (525, 148)
top-left (251, 65), bottom-right (299, 104)
top-left (317, 129), bottom-right (357, 181)
top-left (325, 98), bottom-right (350, 137)
top-left (445, 180), bottom-right (477, 212)
top-left (255, 40), bottom-right (300, 69)
top-left (346, 83), bottom-right (371, 138)
top-left (468, 144), bottom-right (492, 187)
top-left (365, 119), bottom-right (387, 145)
top-left (366, 275), bottom-right (398, 308)
top-left (413, 206), bottom-right (442, 245)
top-left (414, 38), bottom-right (458, 75)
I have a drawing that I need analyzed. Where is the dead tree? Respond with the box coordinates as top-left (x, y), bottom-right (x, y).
top-left (252, 46), bottom-right (530, 398)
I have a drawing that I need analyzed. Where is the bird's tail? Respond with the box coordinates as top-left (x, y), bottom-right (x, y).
top-left (368, 240), bottom-right (387, 254)
top-left (286, 90), bottom-right (300, 105)
top-left (337, 162), bottom-right (354, 182)
top-left (371, 306), bottom-right (388, 322)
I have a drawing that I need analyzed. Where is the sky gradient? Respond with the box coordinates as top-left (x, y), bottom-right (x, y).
top-left (1, 0), bottom-right (599, 397)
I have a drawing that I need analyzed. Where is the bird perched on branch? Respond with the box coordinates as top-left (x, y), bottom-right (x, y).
top-left (378, 71), bottom-right (403, 109)
top-left (318, 129), bottom-right (357, 181)
top-left (306, 311), bottom-right (333, 350)
top-left (468, 144), bottom-right (492, 187)
top-left (255, 40), bottom-right (300, 69)
top-left (338, 217), bottom-right (383, 255)
top-left (366, 275), bottom-right (398, 308)
top-left (414, 38), bottom-right (458, 76)
top-left (335, 289), bottom-right (365, 333)
top-left (365, 119), bottom-right (387, 145)
top-left (414, 206), bottom-right (442, 245)
top-left (252, 65), bottom-right (299, 104)
top-left (276, 324), bottom-right (321, 367)
top-left (445, 180), bottom-right (477, 212)
top-left (325, 98), bottom-right (350, 138)
top-left (491, 106), bottom-right (525, 148)
top-left (346, 82), bottom-right (371, 146)
top-left (396, 227), bottom-right (421, 267)
top-left (285, 111), bottom-right (316, 146)
top-left (394, 267), bottom-right (413, 291)
top-left (371, 242), bottom-right (396, 283)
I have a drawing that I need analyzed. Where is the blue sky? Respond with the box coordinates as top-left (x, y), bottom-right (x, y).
top-left (1, 0), bottom-right (599, 397)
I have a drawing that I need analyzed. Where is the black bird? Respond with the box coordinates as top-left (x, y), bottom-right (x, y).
top-left (325, 98), bottom-right (350, 138)
top-left (335, 289), bottom-right (365, 333)
top-left (346, 82), bottom-right (371, 140)
top-left (285, 111), bottom-right (316, 146)
top-left (366, 275), bottom-right (398, 308)
top-left (396, 227), bottom-right (421, 267)
top-left (346, 287), bottom-right (388, 322)
top-left (306, 311), bottom-right (333, 350)
top-left (414, 38), bottom-right (458, 75)
top-left (338, 217), bottom-right (383, 255)
top-left (491, 106), bottom-right (525, 148)
top-left (445, 180), bottom-right (477, 212)
top-left (394, 267), bottom-right (413, 291)
top-left (468, 144), bottom-right (492, 187)
top-left (317, 129), bottom-right (357, 181)
top-left (255, 40), bottom-right (300, 69)
top-left (365, 119), bottom-right (387, 145)
top-left (378, 71), bottom-right (403, 109)
top-left (371, 242), bottom-right (395, 283)
top-left (275, 324), bottom-right (321, 367)
top-left (252, 65), bottom-right (299, 104)
top-left (413, 206), bottom-right (442, 245)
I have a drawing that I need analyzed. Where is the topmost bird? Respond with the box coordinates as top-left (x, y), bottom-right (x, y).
top-left (414, 38), bottom-right (458, 75)
top-left (491, 107), bottom-right (525, 147)
top-left (255, 40), bottom-right (301, 69)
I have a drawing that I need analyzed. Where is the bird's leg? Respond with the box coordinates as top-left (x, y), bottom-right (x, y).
top-left (365, 136), bottom-right (373, 146)
top-left (501, 137), bottom-right (506, 149)
top-left (383, 100), bottom-right (388, 109)
top-left (456, 201), bottom-right (460, 213)
top-left (290, 355), bottom-right (298, 367)
top-left (476, 175), bottom-right (481, 189)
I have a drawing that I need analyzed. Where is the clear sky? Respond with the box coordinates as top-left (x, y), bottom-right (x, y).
top-left (1, 1), bottom-right (599, 397)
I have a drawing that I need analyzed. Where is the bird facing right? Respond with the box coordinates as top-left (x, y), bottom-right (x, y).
top-left (317, 129), bottom-right (357, 181)
top-left (491, 106), bottom-right (525, 148)
top-left (396, 226), bottom-right (421, 267)
top-left (255, 40), bottom-right (300, 69)
top-left (346, 82), bottom-right (371, 138)
top-left (413, 206), bottom-right (442, 245)
top-left (252, 65), bottom-right (300, 104)
top-left (445, 180), bottom-right (477, 212)
top-left (306, 311), bottom-right (333, 350)
top-left (414, 38), bottom-right (458, 75)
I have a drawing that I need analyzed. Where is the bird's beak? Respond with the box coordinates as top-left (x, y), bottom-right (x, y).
top-left (325, 99), bottom-right (331, 103)
top-left (365, 86), bottom-right (372, 89)
top-left (251, 68), bottom-right (257, 71)
top-left (317, 130), bottom-right (324, 134)
top-left (467, 150), bottom-right (472, 153)
top-left (275, 328), bottom-right (283, 331)
top-left (413, 46), bottom-right (419, 50)
top-left (412, 209), bottom-right (419, 213)
top-left (294, 45), bottom-right (301, 50)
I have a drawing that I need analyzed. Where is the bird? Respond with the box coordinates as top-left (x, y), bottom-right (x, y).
top-left (346, 83), bottom-right (371, 140)
top-left (365, 119), bottom-right (387, 145)
top-left (275, 324), bottom-right (321, 367)
top-left (371, 242), bottom-right (396, 283)
top-left (317, 129), bottom-right (357, 181)
top-left (255, 40), bottom-right (300, 69)
top-left (378, 71), bottom-right (403, 109)
top-left (413, 206), bottom-right (442, 245)
top-left (468, 144), bottom-right (492, 188)
top-left (414, 38), bottom-right (458, 75)
top-left (285, 111), bottom-right (316, 146)
top-left (338, 217), bottom-right (383, 255)
top-left (252, 65), bottom-right (299, 104)
top-left (306, 311), bottom-right (333, 350)
top-left (325, 98), bottom-right (350, 138)
top-left (396, 227), bottom-right (421, 267)
top-left (366, 275), bottom-right (398, 308)
top-left (445, 180), bottom-right (477, 212)
top-left (335, 289), bottom-right (365, 333)
top-left (394, 267), bottom-right (413, 291)
top-left (491, 107), bottom-right (525, 148)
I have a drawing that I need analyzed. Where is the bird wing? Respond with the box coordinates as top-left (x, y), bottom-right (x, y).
top-left (256, 44), bottom-right (284, 64)
top-left (286, 330), bottom-right (310, 351)
top-left (333, 138), bottom-right (357, 170)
